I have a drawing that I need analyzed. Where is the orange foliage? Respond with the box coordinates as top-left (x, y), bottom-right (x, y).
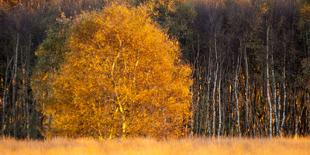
top-left (300, 3), bottom-right (310, 22)
top-left (38, 4), bottom-right (192, 139)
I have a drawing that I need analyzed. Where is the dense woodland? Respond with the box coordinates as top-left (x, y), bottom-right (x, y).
top-left (0, 0), bottom-right (309, 139)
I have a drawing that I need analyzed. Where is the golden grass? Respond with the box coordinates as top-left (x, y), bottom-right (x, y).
top-left (0, 137), bottom-right (309, 155)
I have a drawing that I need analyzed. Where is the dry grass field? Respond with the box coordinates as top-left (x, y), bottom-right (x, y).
top-left (0, 137), bottom-right (309, 155)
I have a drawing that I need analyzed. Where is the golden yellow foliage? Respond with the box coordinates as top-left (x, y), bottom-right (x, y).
top-left (37, 4), bottom-right (192, 139)
top-left (0, 0), bottom-right (19, 9)
top-left (300, 3), bottom-right (310, 23)
top-left (260, 2), bottom-right (269, 15)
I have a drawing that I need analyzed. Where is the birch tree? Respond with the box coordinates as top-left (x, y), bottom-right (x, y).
top-left (33, 4), bottom-right (192, 138)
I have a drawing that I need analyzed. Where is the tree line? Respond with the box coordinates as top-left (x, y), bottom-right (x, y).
top-left (0, 0), bottom-right (309, 139)
top-left (185, 0), bottom-right (310, 137)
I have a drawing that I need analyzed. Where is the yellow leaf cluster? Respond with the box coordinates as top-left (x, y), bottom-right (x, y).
top-left (300, 3), bottom-right (310, 22)
top-left (44, 4), bottom-right (192, 139)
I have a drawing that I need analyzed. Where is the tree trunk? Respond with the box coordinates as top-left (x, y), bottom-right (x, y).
top-left (243, 41), bottom-right (250, 135)
top-left (205, 48), bottom-right (212, 136)
top-left (25, 34), bottom-right (31, 138)
top-left (119, 101), bottom-right (126, 139)
top-left (281, 54), bottom-right (287, 136)
top-left (196, 35), bottom-right (203, 135)
top-left (266, 26), bottom-right (273, 138)
top-left (294, 97), bottom-right (299, 137)
top-left (212, 35), bottom-right (218, 137)
top-left (271, 49), bottom-right (278, 136)
top-left (234, 56), bottom-right (241, 137)
top-left (217, 71), bottom-right (222, 137)
top-left (12, 33), bottom-right (20, 137)
top-left (277, 84), bottom-right (281, 136)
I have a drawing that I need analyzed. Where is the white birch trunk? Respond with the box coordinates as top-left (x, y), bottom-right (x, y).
top-left (217, 71), bottom-right (222, 137)
top-left (234, 56), bottom-right (241, 137)
top-left (212, 35), bottom-right (218, 137)
top-left (266, 26), bottom-right (273, 138)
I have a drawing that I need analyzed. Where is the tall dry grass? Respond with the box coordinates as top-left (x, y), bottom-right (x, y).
top-left (0, 137), bottom-right (309, 155)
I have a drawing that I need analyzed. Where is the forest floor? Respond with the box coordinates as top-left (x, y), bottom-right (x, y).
top-left (0, 137), bottom-right (309, 155)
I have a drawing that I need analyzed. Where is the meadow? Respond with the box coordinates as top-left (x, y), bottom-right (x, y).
top-left (0, 137), bottom-right (309, 155)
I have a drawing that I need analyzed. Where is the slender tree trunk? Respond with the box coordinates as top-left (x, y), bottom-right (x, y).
top-left (111, 49), bottom-right (127, 138)
top-left (222, 79), bottom-right (226, 136)
top-left (217, 71), bottom-right (222, 137)
top-left (229, 83), bottom-right (233, 135)
top-left (196, 35), bottom-right (203, 135)
top-left (25, 34), bottom-right (31, 138)
top-left (212, 35), bottom-right (218, 137)
top-left (12, 33), bottom-right (19, 137)
top-left (294, 97), bottom-right (299, 137)
top-left (119, 102), bottom-right (126, 139)
top-left (234, 56), bottom-right (241, 137)
top-left (21, 46), bottom-right (26, 138)
top-left (205, 49), bottom-right (212, 136)
top-left (243, 42), bottom-right (250, 135)
top-left (277, 84), bottom-right (281, 136)
top-left (266, 26), bottom-right (273, 138)
top-left (271, 49), bottom-right (278, 136)
top-left (281, 54), bottom-right (287, 136)
top-left (252, 82), bottom-right (256, 137)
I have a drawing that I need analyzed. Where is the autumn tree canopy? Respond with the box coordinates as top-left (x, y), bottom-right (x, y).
top-left (32, 4), bottom-right (192, 138)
